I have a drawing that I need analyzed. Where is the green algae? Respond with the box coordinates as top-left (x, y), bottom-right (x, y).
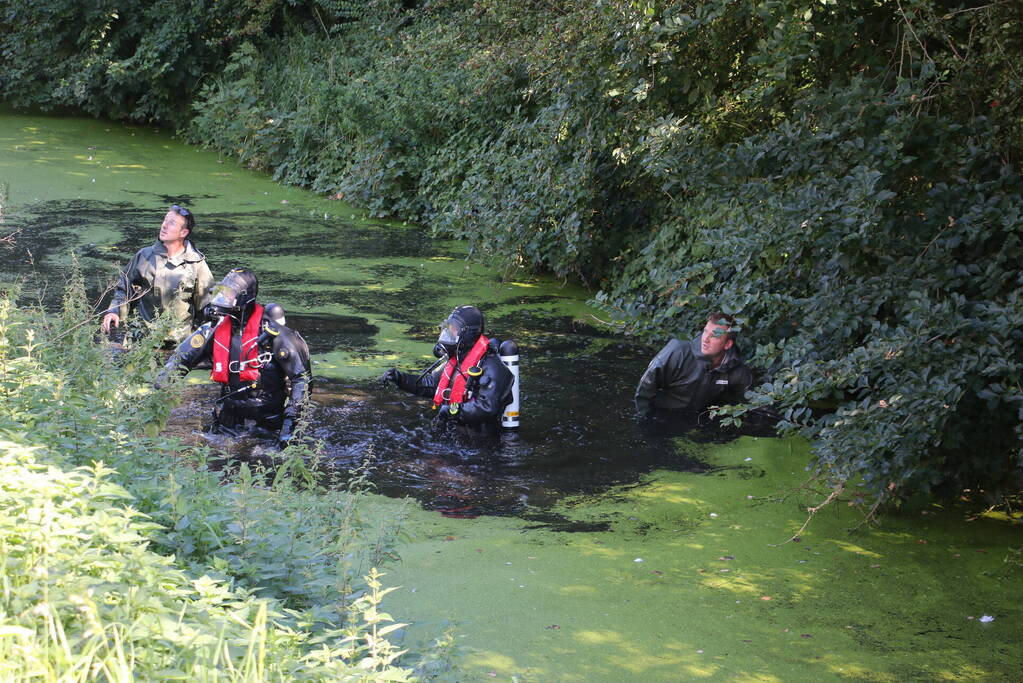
top-left (0, 108), bottom-right (598, 381)
top-left (5, 108), bottom-right (1021, 681)
top-left (383, 437), bottom-right (1022, 681)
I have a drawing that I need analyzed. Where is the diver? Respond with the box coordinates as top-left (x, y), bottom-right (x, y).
top-left (380, 305), bottom-right (516, 436)
top-left (156, 268), bottom-right (312, 447)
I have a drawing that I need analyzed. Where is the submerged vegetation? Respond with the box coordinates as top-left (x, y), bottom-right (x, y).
top-left (1, 0), bottom-right (1021, 508)
top-left (0, 269), bottom-right (423, 679)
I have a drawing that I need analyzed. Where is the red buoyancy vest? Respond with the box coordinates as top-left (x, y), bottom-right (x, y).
top-left (433, 335), bottom-right (491, 409)
top-left (211, 303), bottom-right (265, 384)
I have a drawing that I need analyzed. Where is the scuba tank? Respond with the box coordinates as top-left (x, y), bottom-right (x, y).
top-left (499, 339), bottom-right (520, 429)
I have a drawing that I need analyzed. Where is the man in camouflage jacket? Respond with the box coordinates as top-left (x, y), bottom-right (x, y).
top-left (102, 205), bottom-right (214, 343)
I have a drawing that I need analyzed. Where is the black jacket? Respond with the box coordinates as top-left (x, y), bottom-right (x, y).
top-left (634, 336), bottom-right (752, 416)
top-left (395, 346), bottom-right (514, 435)
top-left (159, 309), bottom-right (311, 427)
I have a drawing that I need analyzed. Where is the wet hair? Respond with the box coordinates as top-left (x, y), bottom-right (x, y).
top-left (706, 311), bottom-right (738, 341)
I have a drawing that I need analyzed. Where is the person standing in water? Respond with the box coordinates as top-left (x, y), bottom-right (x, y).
top-left (156, 268), bottom-right (311, 447)
top-left (102, 204), bottom-right (214, 344)
top-left (634, 311), bottom-right (753, 417)
top-left (380, 305), bottom-right (514, 436)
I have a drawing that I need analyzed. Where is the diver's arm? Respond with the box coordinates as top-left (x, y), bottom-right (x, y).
top-left (395, 364), bottom-right (443, 398)
top-left (273, 328), bottom-right (313, 444)
top-left (634, 339), bottom-right (689, 416)
top-left (717, 365), bottom-right (754, 406)
top-left (278, 371), bottom-right (310, 445)
top-left (154, 322), bottom-right (215, 388)
top-left (634, 347), bottom-right (668, 416)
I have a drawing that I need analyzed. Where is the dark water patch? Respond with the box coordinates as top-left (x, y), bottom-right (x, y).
top-left (191, 209), bottom-right (443, 260)
top-left (122, 190), bottom-right (220, 206)
top-left (169, 348), bottom-right (775, 520)
top-left (2, 199), bottom-right (147, 308)
top-left (309, 306), bottom-right (769, 517)
top-left (520, 515), bottom-right (613, 533)
top-left (250, 265), bottom-right (458, 326)
top-left (492, 308), bottom-right (621, 340)
top-left (284, 312), bottom-right (378, 353)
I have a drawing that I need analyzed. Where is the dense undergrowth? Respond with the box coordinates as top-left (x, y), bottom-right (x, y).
top-left (1, 0), bottom-right (1020, 509)
top-left (0, 269), bottom-right (431, 679)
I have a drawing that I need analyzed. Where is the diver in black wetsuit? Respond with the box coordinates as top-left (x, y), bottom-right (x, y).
top-left (380, 305), bottom-right (514, 436)
top-left (156, 268), bottom-right (311, 447)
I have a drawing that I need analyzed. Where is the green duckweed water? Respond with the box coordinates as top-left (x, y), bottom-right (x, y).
top-left (383, 438), bottom-right (1021, 681)
top-left (2, 108), bottom-right (1020, 681)
top-left (0, 106), bottom-right (597, 379)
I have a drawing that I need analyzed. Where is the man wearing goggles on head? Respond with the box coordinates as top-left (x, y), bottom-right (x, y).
top-left (379, 305), bottom-right (515, 436)
top-left (156, 268), bottom-right (312, 447)
top-left (102, 204), bottom-right (214, 344)
top-left (634, 311), bottom-right (753, 418)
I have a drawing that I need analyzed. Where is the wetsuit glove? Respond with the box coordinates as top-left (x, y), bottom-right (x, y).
top-left (277, 418), bottom-right (295, 449)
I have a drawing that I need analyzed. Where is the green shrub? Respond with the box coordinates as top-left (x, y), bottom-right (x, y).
top-left (0, 276), bottom-right (419, 679)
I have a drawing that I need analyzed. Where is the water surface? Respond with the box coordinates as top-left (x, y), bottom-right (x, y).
top-left (3, 108), bottom-right (1019, 681)
top-left (0, 106), bottom-right (774, 516)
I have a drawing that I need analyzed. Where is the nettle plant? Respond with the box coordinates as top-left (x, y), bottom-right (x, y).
top-left (0, 270), bottom-right (422, 679)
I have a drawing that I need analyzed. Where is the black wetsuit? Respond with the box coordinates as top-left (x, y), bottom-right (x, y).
top-left (394, 343), bottom-right (514, 436)
top-left (159, 308), bottom-right (312, 440)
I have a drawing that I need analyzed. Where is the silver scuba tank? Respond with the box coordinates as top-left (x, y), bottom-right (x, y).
top-left (499, 339), bottom-right (520, 429)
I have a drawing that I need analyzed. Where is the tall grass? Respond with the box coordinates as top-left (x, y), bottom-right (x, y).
top-left (0, 267), bottom-right (422, 680)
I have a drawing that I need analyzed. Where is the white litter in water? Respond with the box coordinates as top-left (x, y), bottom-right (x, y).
top-left (979, 615), bottom-right (995, 623)
top-left (709, 513), bottom-right (719, 518)
top-left (634, 558), bottom-right (643, 563)
top-left (744, 457), bottom-right (753, 461)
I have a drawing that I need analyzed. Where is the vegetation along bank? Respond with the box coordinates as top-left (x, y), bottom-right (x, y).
top-left (2, 0), bottom-right (1021, 509)
top-left (0, 272), bottom-right (431, 679)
